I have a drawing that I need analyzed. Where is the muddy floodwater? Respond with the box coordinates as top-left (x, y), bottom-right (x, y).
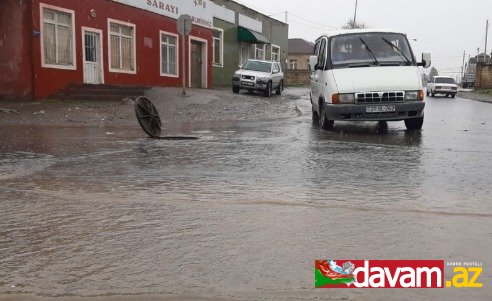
top-left (0, 91), bottom-right (491, 300)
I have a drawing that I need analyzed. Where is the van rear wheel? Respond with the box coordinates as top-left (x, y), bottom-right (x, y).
top-left (312, 107), bottom-right (320, 124)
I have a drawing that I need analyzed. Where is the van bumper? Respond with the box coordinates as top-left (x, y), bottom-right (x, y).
top-left (324, 102), bottom-right (425, 121)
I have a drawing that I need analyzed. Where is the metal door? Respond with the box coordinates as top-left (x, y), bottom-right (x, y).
top-left (190, 41), bottom-right (202, 88)
top-left (83, 31), bottom-right (102, 84)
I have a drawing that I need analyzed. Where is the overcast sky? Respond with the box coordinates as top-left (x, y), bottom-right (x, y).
top-left (235, 0), bottom-right (492, 77)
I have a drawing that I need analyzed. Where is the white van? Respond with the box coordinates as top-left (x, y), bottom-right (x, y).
top-left (309, 29), bottom-right (431, 130)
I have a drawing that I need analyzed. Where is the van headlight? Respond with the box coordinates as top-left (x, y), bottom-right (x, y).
top-left (405, 91), bottom-right (419, 101)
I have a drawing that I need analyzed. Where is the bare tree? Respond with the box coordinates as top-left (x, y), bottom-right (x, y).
top-left (341, 19), bottom-right (367, 29)
top-left (428, 66), bottom-right (439, 79)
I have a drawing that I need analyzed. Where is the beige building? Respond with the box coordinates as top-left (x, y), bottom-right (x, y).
top-left (287, 38), bottom-right (314, 70)
top-left (286, 38), bottom-right (313, 85)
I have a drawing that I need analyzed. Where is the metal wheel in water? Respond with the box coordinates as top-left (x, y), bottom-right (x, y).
top-left (134, 96), bottom-right (162, 138)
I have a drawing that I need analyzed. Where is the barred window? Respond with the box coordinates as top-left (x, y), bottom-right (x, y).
top-left (42, 7), bottom-right (74, 68)
top-left (160, 32), bottom-right (178, 76)
top-left (109, 21), bottom-right (135, 72)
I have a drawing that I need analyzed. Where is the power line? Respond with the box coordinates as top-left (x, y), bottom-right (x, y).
top-left (432, 55), bottom-right (463, 59)
top-left (287, 12), bottom-right (339, 29)
top-left (288, 19), bottom-right (336, 31)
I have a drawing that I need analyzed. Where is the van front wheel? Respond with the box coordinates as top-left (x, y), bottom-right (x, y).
top-left (319, 106), bottom-right (334, 130)
top-left (404, 115), bottom-right (424, 130)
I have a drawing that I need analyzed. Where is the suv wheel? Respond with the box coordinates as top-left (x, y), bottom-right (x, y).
top-left (404, 115), bottom-right (424, 130)
top-left (263, 82), bottom-right (272, 97)
top-left (276, 80), bottom-right (283, 95)
top-left (431, 91), bottom-right (435, 97)
top-left (233, 86), bottom-right (239, 94)
top-left (319, 105), bottom-right (334, 130)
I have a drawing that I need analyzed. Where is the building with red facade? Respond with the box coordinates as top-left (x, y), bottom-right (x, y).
top-left (0, 0), bottom-right (214, 100)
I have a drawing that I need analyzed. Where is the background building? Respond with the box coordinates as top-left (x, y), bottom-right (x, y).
top-left (286, 38), bottom-right (313, 86)
top-left (211, 0), bottom-right (289, 87)
top-left (0, 0), bottom-right (215, 100)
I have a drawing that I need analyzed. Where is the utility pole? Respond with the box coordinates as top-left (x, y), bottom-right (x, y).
top-left (353, 0), bottom-right (358, 27)
top-left (485, 19), bottom-right (489, 63)
top-left (461, 50), bottom-right (466, 81)
top-left (285, 11), bottom-right (288, 24)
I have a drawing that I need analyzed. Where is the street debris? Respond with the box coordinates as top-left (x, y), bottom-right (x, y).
top-left (0, 108), bottom-right (19, 114)
top-left (121, 97), bottom-right (135, 105)
top-left (33, 110), bottom-right (46, 115)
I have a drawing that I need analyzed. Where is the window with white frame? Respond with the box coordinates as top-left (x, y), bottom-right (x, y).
top-left (271, 45), bottom-right (280, 62)
top-left (160, 32), bottom-right (178, 76)
top-left (212, 29), bottom-right (223, 66)
top-left (255, 44), bottom-right (265, 60)
top-left (289, 59), bottom-right (298, 70)
top-left (41, 6), bottom-right (75, 68)
top-left (109, 20), bottom-right (135, 73)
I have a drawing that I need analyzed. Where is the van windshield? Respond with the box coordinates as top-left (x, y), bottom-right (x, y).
top-left (331, 33), bottom-right (414, 68)
top-left (242, 61), bottom-right (272, 72)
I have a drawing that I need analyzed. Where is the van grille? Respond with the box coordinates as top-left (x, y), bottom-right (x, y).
top-left (356, 91), bottom-right (404, 103)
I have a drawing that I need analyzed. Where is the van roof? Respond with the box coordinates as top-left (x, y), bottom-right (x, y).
top-left (319, 28), bottom-right (407, 39)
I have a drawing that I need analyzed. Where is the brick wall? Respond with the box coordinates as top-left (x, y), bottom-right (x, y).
top-left (476, 63), bottom-right (492, 89)
top-left (286, 70), bottom-right (310, 86)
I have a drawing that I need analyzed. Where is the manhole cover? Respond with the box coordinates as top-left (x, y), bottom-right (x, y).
top-left (135, 96), bottom-right (162, 138)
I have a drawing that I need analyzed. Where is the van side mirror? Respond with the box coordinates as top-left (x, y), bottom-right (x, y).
top-left (238, 64), bottom-right (242, 69)
top-left (309, 55), bottom-right (318, 71)
top-left (418, 53), bottom-right (431, 68)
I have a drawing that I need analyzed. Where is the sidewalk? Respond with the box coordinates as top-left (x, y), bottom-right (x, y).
top-left (0, 87), bottom-right (304, 128)
top-left (457, 90), bottom-right (492, 103)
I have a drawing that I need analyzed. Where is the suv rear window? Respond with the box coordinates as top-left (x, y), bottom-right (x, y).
top-left (435, 77), bottom-right (455, 84)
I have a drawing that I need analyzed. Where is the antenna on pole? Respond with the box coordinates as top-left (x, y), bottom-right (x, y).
top-left (285, 11), bottom-right (288, 24)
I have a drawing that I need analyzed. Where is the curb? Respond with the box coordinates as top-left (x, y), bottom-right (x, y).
top-left (457, 92), bottom-right (492, 104)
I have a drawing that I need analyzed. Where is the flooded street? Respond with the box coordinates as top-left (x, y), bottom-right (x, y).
top-left (0, 90), bottom-right (491, 300)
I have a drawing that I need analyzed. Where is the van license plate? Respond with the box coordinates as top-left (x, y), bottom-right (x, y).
top-left (366, 105), bottom-right (396, 113)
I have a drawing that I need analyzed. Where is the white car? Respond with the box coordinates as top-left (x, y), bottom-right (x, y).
top-left (426, 76), bottom-right (458, 98)
top-left (232, 60), bottom-right (284, 97)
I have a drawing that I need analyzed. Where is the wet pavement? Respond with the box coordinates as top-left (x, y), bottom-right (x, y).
top-left (0, 89), bottom-right (491, 300)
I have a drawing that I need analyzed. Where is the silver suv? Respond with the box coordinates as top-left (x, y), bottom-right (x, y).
top-left (232, 60), bottom-right (284, 97)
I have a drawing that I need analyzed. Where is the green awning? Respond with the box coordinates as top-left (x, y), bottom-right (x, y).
top-left (237, 26), bottom-right (269, 44)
